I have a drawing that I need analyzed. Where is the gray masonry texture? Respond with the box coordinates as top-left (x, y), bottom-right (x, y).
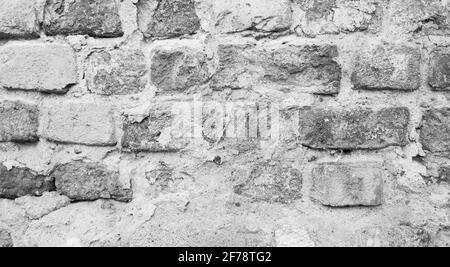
top-left (0, 0), bottom-right (40, 39)
top-left (0, 164), bottom-right (55, 200)
top-left (86, 49), bottom-right (148, 95)
top-left (311, 162), bottom-right (384, 207)
top-left (52, 162), bottom-right (132, 202)
top-left (44, 0), bottom-right (123, 38)
top-left (1, 0), bottom-right (450, 247)
top-left (0, 43), bottom-right (77, 93)
top-left (0, 101), bottom-right (39, 143)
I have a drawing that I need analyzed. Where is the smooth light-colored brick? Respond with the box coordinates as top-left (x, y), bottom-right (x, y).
top-left (52, 162), bottom-right (132, 202)
top-left (292, 107), bottom-right (410, 150)
top-left (0, 0), bottom-right (39, 39)
top-left (0, 164), bottom-right (55, 200)
top-left (421, 108), bottom-right (450, 153)
top-left (0, 100), bottom-right (39, 143)
top-left (151, 47), bottom-right (209, 93)
top-left (137, 0), bottom-right (200, 38)
top-left (213, 0), bottom-right (292, 33)
top-left (86, 49), bottom-right (148, 95)
top-left (211, 43), bottom-right (341, 94)
top-left (40, 100), bottom-right (117, 146)
top-left (311, 162), bottom-right (384, 207)
top-left (233, 162), bottom-right (303, 204)
top-left (44, 0), bottom-right (123, 37)
top-left (351, 44), bottom-right (421, 91)
top-left (0, 43), bottom-right (77, 93)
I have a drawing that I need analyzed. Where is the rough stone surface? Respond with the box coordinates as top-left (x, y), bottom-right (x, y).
top-left (0, 164), bottom-right (55, 200)
top-left (211, 43), bottom-right (341, 94)
top-left (233, 162), bottom-right (303, 204)
top-left (421, 108), bottom-right (450, 153)
top-left (44, 0), bottom-right (123, 37)
top-left (293, 107), bottom-right (410, 150)
top-left (386, 0), bottom-right (450, 36)
top-left (52, 162), bottom-right (132, 202)
top-left (1, 0), bottom-right (450, 248)
top-left (0, 0), bottom-right (39, 39)
top-left (122, 103), bottom-right (190, 152)
top-left (0, 43), bottom-right (77, 93)
top-left (429, 50), bottom-right (450, 91)
top-left (294, 0), bottom-right (381, 37)
top-left (0, 101), bottom-right (39, 143)
top-left (0, 229), bottom-right (13, 247)
top-left (40, 101), bottom-right (117, 146)
top-left (311, 162), bottom-right (384, 207)
top-left (213, 0), bottom-right (292, 33)
top-left (351, 44), bottom-right (421, 91)
top-left (15, 192), bottom-right (70, 220)
top-left (151, 47), bottom-right (209, 93)
top-left (137, 0), bottom-right (201, 38)
top-left (86, 49), bottom-right (148, 95)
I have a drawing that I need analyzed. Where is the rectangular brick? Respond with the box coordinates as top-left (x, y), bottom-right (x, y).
top-left (420, 108), bottom-right (450, 153)
top-left (211, 43), bottom-right (341, 94)
top-left (294, 0), bottom-right (380, 37)
top-left (86, 49), bottom-right (148, 96)
top-left (52, 162), bottom-right (132, 202)
top-left (351, 44), bottom-right (421, 91)
top-left (137, 0), bottom-right (200, 38)
top-left (150, 46), bottom-right (209, 93)
top-left (0, 43), bottom-right (77, 93)
top-left (213, 0), bottom-right (292, 33)
top-left (122, 103), bottom-right (190, 152)
top-left (0, 164), bottom-right (55, 200)
top-left (0, 0), bottom-right (39, 39)
top-left (233, 161), bottom-right (303, 204)
top-left (429, 50), bottom-right (450, 91)
top-left (311, 162), bottom-right (383, 207)
top-left (44, 0), bottom-right (123, 37)
top-left (40, 100), bottom-right (117, 146)
top-left (0, 100), bottom-right (39, 143)
top-left (291, 107), bottom-right (410, 150)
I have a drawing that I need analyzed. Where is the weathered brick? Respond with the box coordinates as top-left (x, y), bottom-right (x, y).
top-left (311, 162), bottom-right (383, 207)
top-left (0, 43), bottom-right (77, 93)
top-left (387, 0), bottom-right (450, 36)
top-left (122, 103), bottom-right (190, 152)
top-left (213, 0), bottom-right (292, 33)
top-left (0, 164), bottom-right (55, 200)
top-left (294, 0), bottom-right (380, 37)
top-left (351, 44), bottom-right (421, 91)
top-left (44, 0), bottom-right (123, 37)
top-left (52, 162), bottom-right (132, 202)
top-left (233, 162), bottom-right (303, 204)
top-left (0, 229), bottom-right (13, 247)
top-left (137, 0), bottom-right (200, 38)
top-left (0, 101), bottom-right (39, 143)
top-left (291, 107), bottom-right (410, 150)
top-left (86, 49), bottom-right (147, 96)
top-left (40, 101), bottom-right (117, 146)
top-left (0, 0), bottom-right (39, 39)
top-left (211, 43), bottom-right (341, 94)
top-left (151, 47), bottom-right (209, 93)
top-left (429, 50), bottom-right (450, 91)
top-left (420, 108), bottom-right (450, 153)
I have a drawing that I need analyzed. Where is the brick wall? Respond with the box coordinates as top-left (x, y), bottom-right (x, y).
top-left (1, 0), bottom-right (450, 247)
